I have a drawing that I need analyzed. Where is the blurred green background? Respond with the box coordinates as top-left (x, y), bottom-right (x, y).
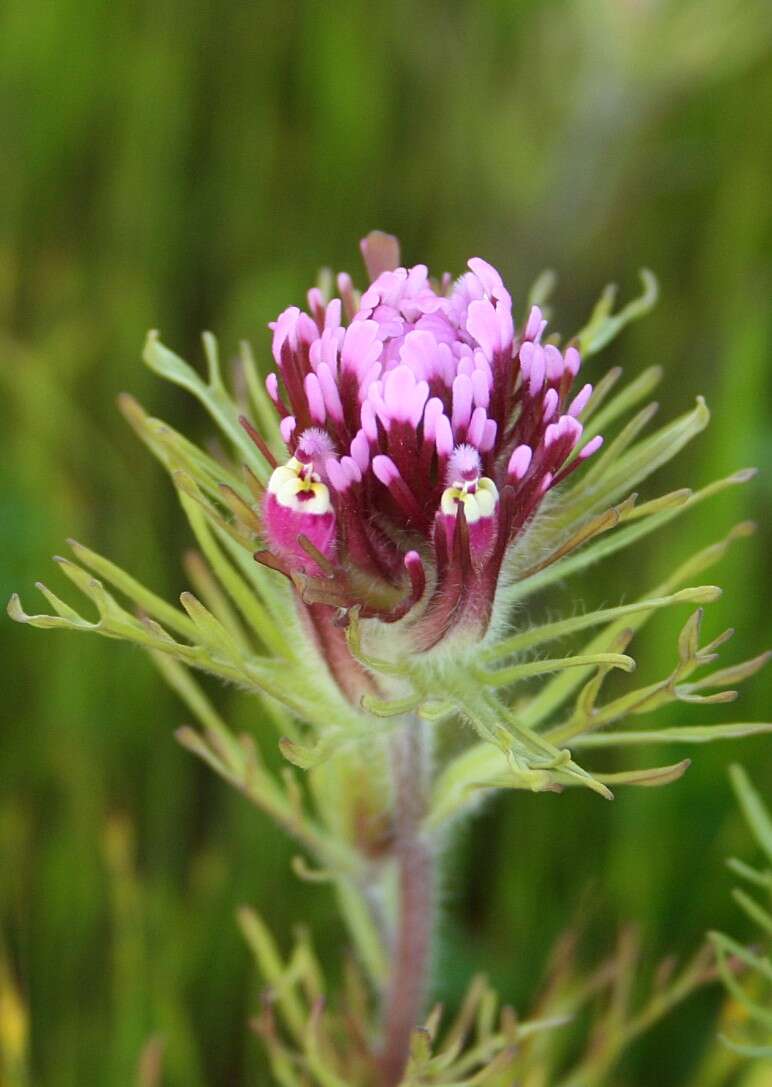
top-left (2, 1), bottom-right (771, 1084)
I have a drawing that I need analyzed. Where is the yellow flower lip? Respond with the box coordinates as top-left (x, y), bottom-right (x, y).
top-left (440, 476), bottom-right (498, 524)
top-left (268, 457), bottom-right (333, 516)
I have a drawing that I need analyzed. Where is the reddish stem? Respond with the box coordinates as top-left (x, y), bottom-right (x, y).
top-left (378, 718), bottom-right (434, 1087)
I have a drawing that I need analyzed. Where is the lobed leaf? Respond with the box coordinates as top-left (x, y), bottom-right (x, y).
top-left (143, 331), bottom-right (267, 477)
top-left (575, 269), bottom-right (658, 357)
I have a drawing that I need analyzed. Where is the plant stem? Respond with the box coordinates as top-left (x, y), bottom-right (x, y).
top-left (378, 716), bottom-right (434, 1087)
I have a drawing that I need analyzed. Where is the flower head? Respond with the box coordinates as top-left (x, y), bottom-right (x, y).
top-left (257, 232), bottom-right (601, 655)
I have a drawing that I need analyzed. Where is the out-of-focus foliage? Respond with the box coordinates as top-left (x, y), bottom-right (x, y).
top-left (711, 765), bottom-right (772, 1060)
top-left (1, 1), bottom-right (770, 1085)
top-left (237, 908), bottom-right (724, 1087)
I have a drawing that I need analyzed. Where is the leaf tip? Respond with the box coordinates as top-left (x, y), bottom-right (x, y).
top-left (7, 593), bottom-right (24, 622)
top-left (731, 466), bottom-right (758, 484)
top-left (694, 395), bottom-right (711, 426)
top-left (279, 736), bottom-right (313, 769)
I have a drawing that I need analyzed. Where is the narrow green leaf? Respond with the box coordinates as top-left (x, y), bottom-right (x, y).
top-left (559, 396), bottom-right (709, 524)
top-left (239, 340), bottom-right (283, 457)
top-left (718, 1037), bottom-right (772, 1058)
top-left (726, 857), bottom-right (772, 890)
top-left (581, 364), bottom-right (663, 436)
top-left (182, 549), bottom-right (252, 654)
top-left (504, 475), bottom-right (753, 609)
top-left (179, 591), bottom-right (242, 657)
top-left (483, 586), bottom-right (719, 662)
top-left (577, 366), bottom-right (622, 424)
top-left (709, 932), bottom-right (772, 1026)
top-left (175, 726), bottom-right (230, 778)
top-left (572, 723), bottom-right (772, 748)
top-left (576, 269), bottom-right (658, 356)
top-left (573, 401), bottom-right (659, 487)
top-left (8, 590), bottom-right (89, 631)
top-left (527, 268), bottom-right (557, 309)
top-left (730, 764), bottom-right (772, 864)
top-left (584, 759), bottom-right (691, 788)
top-left (688, 651), bottom-right (771, 691)
top-left (361, 691), bottom-right (424, 718)
top-left (143, 331), bottom-right (263, 472)
top-left (515, 520), bottom-right (754, 729)
top-left (237, 907), bottom-right (306, 1042)
top-left (180, 494), bottom-right (290, 658)
top-left (475, 652), bottom-right (634, 689)
top-left (732, 888), bottom-right (772, 938)
top-left (67, 538), bottom-right (199, 642)
top-left (152, 652), bottom-right (244, 769)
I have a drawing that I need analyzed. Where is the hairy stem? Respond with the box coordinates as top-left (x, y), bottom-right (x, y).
top-left (378, 717), bottom-right (434, 1086)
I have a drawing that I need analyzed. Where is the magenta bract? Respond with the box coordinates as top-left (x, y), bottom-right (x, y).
top-left (256, 233), bottom-right (602, 655)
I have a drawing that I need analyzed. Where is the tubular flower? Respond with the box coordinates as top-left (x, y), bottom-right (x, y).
top-left (257, 233), bottom-right (601, 661)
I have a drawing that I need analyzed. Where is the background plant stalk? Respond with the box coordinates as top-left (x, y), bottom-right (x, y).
top-left (378, 715), bottom-right (435, 1086)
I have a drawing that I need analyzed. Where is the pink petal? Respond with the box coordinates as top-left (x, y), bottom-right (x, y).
top-left (495, 300), bottom-right (514, 352)
top-left (383, 365), bottom-right (418, 423)
top-left (342, 319), bottom-right (382, 377)
top-left (325, 457), bottom-right (350, 493)
top-left (523, 305), bottom-right (546, 342)
top-left (544, 345), bottom-right (565, 382)
top-left (266, 373), bottom-right (280, 403)
top-left (519, 341), bottom-right (534, 379)
top-left (350, 430), bottom-right (371, 470)
top-left (271, 306), bottom-right (301, 365)
top-left (466, 299), bottom-right (500, 360)
top-left (422, 397), bottom-right (444, 441)
top-left (324, 298), bottom-right (342, 330)
top-left (542, 388), bottom-right (559, 421)
top-left (399, 329), bottom-right (438, 381)
top-left (361, 399), bottom-right (379, 442)
top-left (360, 231), bottom-right (401, 282)
top-left (538, 471), bottom-right (554, 495)
top-left (304, 373), bottom-right (326, 424)
top-left (568, 383), bottom-right (593, 417)
top-left (451, 373), bottom-right (474, 432)
top-left (317, 363), bottom-right (344, 423)
top-left (466, 406), bottom-right (488, 449)
top-left (580, 435), bottom-right (604, 459)
top-left (372, 454), bottom-right (399, 487)
top-left (435, 413), bottom-right (453, 457)
top-left (471, 368), bottom-right (491, 409)
top-left (467, 257), bottom-right (506, 299)
top-left (480, 419), bottom-right (497, 452)
top-left (507, 444), bottom-right (532, 481)
top-left (564, 345), bottom-right (581, 377)
top-left (528, 346), bottom-right (546, 396)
